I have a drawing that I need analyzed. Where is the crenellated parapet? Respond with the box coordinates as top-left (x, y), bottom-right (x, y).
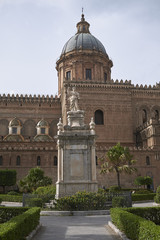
top-left (108, 79), bottom-right (132, 85)
top-left (64, 79), bottom-right (160, 91)
top-left (134, 82), bottom-right (160, 90)
top-left (0, 143), bottom-right (56, 151)
top-left (95, 143), bottom-right (153, 152)
top-left (0, 93), bottom-right (60, 105)
top-left (64, 79), bottom-right (134, 91)
top-left (107, 80), bottom-right (160, 90)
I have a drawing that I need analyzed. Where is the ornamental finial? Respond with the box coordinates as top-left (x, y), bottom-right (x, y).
top-left (81, 7), bottom-right (85, 21)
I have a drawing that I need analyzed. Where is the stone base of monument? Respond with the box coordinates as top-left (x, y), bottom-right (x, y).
top-left (55, 181), bottom-right (98, 199)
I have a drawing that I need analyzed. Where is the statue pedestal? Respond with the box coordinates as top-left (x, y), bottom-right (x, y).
top-left (56, 111), bottom-right (98, 199)
top-left (67, 110), bottom-right (85, 127)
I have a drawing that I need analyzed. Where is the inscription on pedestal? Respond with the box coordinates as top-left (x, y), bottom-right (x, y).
top-left (70, 153), bottom-right (83, 177)
top-left (66, 145), bottom-right (87, 150)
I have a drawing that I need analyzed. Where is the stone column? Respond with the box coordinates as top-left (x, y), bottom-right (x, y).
top-left (91, 145), bottom-right (96, 181)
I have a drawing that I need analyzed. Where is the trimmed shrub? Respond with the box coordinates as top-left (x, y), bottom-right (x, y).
top-left (132, 193), bottom-right (156, 201)
top-left (0, 207), bottom-right (40, 240)
top-left (134, 189), bottom-right (152, 194)
top-left (154, 186), bottom-right (160, 203)
top-left (26, 198), bottom-right (43, 207)
top-left (0, 207), bottom-right (28, 223)
top-left (55, 191), bottom-right (108, 211)
top-left (0, 194), bottom-right (22, 202)
top-left (109, 186), bottom-right (121, 192)
top-left (98, 188), bottom-right (108, 194)
top-left (33, 185), bottom-right (56, 204)
top-left (111, 207), bottom-right (160, 240)
top-left (126, 207), bottom-right (160, 225)
top-left (33, 185), bottom-right (56, 196)
top-left (112, 196), bottom-right (126, 208)
top-left (0, 169), bottom-right (17, 193)
top-left (7, 191), bottom-right (19, 195)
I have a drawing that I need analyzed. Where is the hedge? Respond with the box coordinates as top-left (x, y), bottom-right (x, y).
top-left (0, 207), bottom-right (40, 240)
top-left (112, 196), bottom-right (127, 208)
top-left (154, 186), bottom-right (160, 203)
top-left (0, 170), bottom-right (16, 193)
top-left (0, 194), bottom-right (22, 202)
top-left (55, 191), bottom-right (108, 211)
top-left (127, 207), bottom-right (160, 225)
top-left (0, 207), bottom-right (28, 223)
top-left (26, 198), bottom-right (43, 207)
top-left (132, 193), bottom-right (156, 202)
top-left (110, 207), bottom-right (160, 240)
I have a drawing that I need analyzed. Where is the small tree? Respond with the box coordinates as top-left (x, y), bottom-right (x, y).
top-left (134, 176), bottom-right (145, 188)
top-left (154, 186), bottom-right (160, 203)
top-left (134, 176), bottom-right (152, 189)
top-left (19, 167), bottom-right (52, 193)
top-left (144, 176), bottom-right (153, 188)
top-left (0, 169), bottom-right (17, 193)
top-left (100, 143), bottom-right (137, 189)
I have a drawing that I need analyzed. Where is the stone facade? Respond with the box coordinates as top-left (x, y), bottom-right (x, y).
top-left (0, 14), bottom-right (160, 190)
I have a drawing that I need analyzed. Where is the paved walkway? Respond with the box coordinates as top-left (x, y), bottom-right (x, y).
top-left (133, 201), bottom-right (155, 208)
top-left (32, 215), bottom-right (121, 240)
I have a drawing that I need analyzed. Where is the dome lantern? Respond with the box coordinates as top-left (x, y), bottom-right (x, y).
top-left (76, 14), bottom-right (90, 34)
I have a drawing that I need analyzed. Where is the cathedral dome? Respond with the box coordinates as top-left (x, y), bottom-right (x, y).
top-left (61, 14), bottom-right (107, 57)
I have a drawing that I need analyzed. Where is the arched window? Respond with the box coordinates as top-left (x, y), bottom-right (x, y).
top-left (0, 156), bottom-right (3, 165)
top-left (54, 156), bottom-right (57, 166)
top-left (155, 110), bottom-right (159, 121)
top-left (37, 156), bottom-right (41, 166)
top-left (86, 69), bottom-right (92, 80)
top-left (16, 156), bottom-right (21, 166)
top-left (104, 73), bottom-right (107, 83)
top-left (95, 156), bottom-right (98, 166)
top-left (66, 71), bottom-right (71, 80)
top-left (95, 110), bottom-right (104, 125)
top-left (146, 156), bottom-right (150, 165)
top-left (142, 109), bottom-right (147, 124)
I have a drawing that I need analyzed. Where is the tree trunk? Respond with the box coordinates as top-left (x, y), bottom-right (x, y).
top-left (116, 170), bottom-right (121, 189)
top-left (2, 185), bottom-right (5, 194)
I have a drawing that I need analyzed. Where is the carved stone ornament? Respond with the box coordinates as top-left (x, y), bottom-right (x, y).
top-left (57, 118), bottom-right (63, 133)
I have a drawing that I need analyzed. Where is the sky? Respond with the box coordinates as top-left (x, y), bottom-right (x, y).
top-left (0, 0), bottom-right (160, 96)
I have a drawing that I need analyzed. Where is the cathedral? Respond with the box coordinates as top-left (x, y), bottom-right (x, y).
top-left (0, 14), bottom-right (160, 190)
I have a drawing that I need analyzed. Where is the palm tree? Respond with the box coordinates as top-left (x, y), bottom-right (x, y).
top-left (100, 143), bottom-right (137, 189)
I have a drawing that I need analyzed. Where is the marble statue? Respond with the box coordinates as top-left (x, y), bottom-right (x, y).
top-left (68, 87), bottom-right (80, 111)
